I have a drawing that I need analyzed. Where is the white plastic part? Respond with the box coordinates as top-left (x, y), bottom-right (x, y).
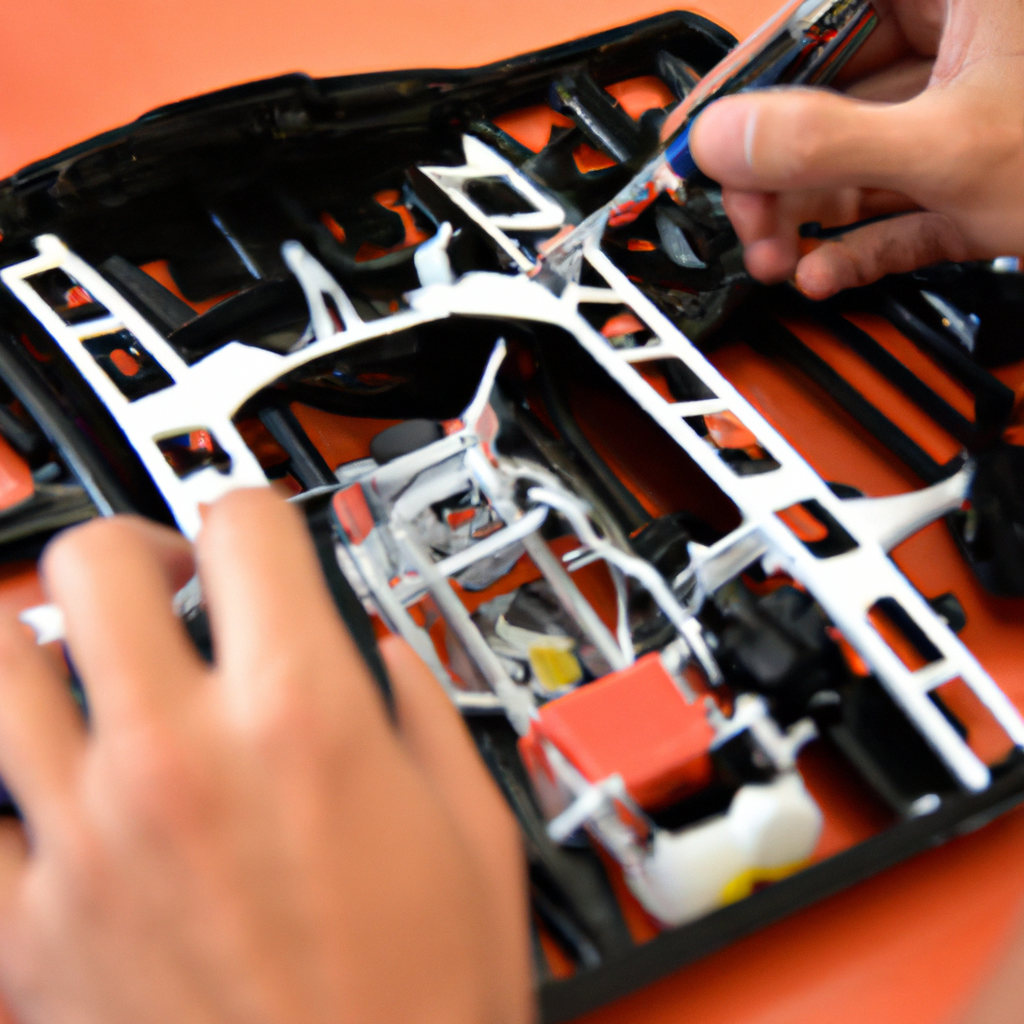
top-left (418, 135), bottom-right (565, 271)
top-left (840, 463), bottom-right (971, 552)
top-left (281, 239), bottom-right (362, 338)
top-left (413, 221), bottom-right (456, 286)
top-left (628, 773), bottom-right (823, 926)
top-left (710, 694), bottom-right (818, 771)
top-left (0, 235), bottom-right (431, 537)
top-left (6, 137), bottom-right (1022, 794)
top-left (19, 603), bottom-right (65, 644)
top-left (547, 773), bottom-right (629, 844)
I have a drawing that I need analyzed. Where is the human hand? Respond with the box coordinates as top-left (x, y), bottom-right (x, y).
top-left (687, 0), bottom-right (1024, 299)
top-left (0, 489), bottom-right (532, 1024)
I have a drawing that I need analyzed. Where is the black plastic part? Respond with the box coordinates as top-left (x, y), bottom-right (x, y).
top-left (820, 676), bottom-right (961, 816)
top-left (894, 263), bottom-right (1024, 369)
top-left (928, 592), bottom-right (967, 634)
top-left (833, 293), bottom-right (1015, 449)
top-left (655, 49), bottom-right (700, 99)
top-left (368, 418), bottom-right (444, 465)
top-left (97, 255), bottom-right (197, 336)
top-left (539, 758), bottom-right (1024, 1021)
top-left (531, 883), bottom-right (603, 971)
top-left (0, 401), bottom-right (47, 461)
top-left (549, 71), bottom-right (644, 165)
top-left (469, 717), bottom-right (635, 968)
top-left (168, 277), bottom-right (308, 362)
top-left (464, 178), bottom-right (538, 217)
top-left (629, 511), bottom-right (722, 650)
top-left (709, 582), bottom-right (848, 725)
top-left (534, 342), bottom-right (651, 533)
top-left (631, 511), bottom-right (698, 578)
top-left (949, 442), bottom-right (1024, 596)
top-left (749, 316), bottom-right (954, 485)
top-left (818, 307), bottom-right (993, 448)
top-left (257, 404), bottom-right (336, 488)
top-left (0, 332), bottom-right (134, 516)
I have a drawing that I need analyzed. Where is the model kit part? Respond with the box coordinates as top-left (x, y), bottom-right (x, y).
top-left (520, 652), bottom-right (715, 811)
top-left (628, 772), bottom-right (822, 926)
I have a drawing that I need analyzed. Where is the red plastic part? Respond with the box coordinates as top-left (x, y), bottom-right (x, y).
top-left (523, 652), bottom-right (714, 810)
top-left (0, 433), bottom-right (33, 512)
top-left (332, 484), bottom-right (374, 544)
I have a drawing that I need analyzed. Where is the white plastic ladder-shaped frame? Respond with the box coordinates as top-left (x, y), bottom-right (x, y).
top-left (0, 235), bottom-right (438, 537)
top-left (411, 135), bottom-right (1024, 794)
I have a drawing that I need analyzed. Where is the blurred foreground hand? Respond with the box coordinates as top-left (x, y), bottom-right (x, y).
top-left (689, 0), bottom-right (1024, 299)
top-left (0, 489), bottom-right (532, 1024)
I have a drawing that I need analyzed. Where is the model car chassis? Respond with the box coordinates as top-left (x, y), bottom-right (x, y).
top-left (0, 12), bottom-right (1023, 1020)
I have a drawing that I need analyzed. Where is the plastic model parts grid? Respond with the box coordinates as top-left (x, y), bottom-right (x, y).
top-left (0, 11), bottom-right (1022, 1021)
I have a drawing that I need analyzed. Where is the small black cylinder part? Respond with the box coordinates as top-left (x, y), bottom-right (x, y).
top-left (369, 419), bottom-right (444, 464)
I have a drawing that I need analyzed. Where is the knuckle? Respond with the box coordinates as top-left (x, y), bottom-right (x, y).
top-left (60, 823), bottom-right (112, 900)
top-left (246, 668), bottom-right (334, 752)
top-left (110, 722), bottom-right (215, 833)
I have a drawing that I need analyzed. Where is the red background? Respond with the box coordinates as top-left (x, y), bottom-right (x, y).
top-left (2, 2), bottom-right (1023, 1021)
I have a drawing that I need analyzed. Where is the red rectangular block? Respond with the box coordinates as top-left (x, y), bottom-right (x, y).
top-left (525, 652), bottom-right (714, 810)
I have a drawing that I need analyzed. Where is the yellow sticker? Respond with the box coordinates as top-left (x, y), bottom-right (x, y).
top-left (528, 645), bottom-right (584, 691)
top-left (719, 861), bottom-right (809, 906)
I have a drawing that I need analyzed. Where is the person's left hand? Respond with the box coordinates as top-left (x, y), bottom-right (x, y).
top-left (0, 488), bottom-right (533, 1024)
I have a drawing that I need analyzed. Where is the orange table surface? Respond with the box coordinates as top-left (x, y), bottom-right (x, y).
top-left (3, 2), bottom-right (1023, 1021)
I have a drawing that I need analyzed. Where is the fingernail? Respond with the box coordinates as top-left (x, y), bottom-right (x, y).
top-left (744, 107), bottom-right (758, 169)
top-left (690, 97), bottom-right (758, 180)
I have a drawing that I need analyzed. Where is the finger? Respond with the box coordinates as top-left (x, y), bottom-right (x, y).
top-left (131, 517), bottom-right (196, 593)
top-left (382, 637), bottom-right (521, 865)
top-left (196, 489), bottom-right (384, 722)
top-left (41, 517), bottom-right (205, 727)
top-left (722, 187), bottom-right (880, 285)
top-left (842, 55), bottom-right (934, 102)
top-left (690, 88), bottom-right (941, 195)
top-left (832, 0), bottom-right (944, 86)
top-left (721, 189), bottom-right (778, 244)
top-left (794, 210), bottom-right (969, 299)
top-left (0, 613), bottom-right (84, 824)
top-left (721, 190), bottom-right (802, 283)
top-left (381, 636), bottom-right (531, 1024)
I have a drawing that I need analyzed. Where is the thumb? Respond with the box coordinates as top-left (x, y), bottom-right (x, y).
top-left (689, 88), bottom-right (938, 195)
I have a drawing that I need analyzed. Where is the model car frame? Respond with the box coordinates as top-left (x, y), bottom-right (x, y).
top-left (0, 12), bottom-right (1023, 1020)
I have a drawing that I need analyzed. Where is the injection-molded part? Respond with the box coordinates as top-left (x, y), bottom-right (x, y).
top-left (630, 772), bottom-right (822, 926)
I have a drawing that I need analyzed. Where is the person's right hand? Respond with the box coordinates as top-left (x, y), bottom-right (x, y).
top-left (688, 0), bottom-right (1024, 299)
top-left (0, 489), bottom-right (533, 1024)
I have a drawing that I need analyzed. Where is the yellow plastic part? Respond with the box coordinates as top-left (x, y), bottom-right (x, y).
top-left (719, 860), bottom-right (810, 906)
top-left (528, 645), bottom-right (584, 691)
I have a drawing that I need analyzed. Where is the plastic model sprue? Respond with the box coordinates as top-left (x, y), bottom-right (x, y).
top-left (1, 11), bottom-right (1024, 1021)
